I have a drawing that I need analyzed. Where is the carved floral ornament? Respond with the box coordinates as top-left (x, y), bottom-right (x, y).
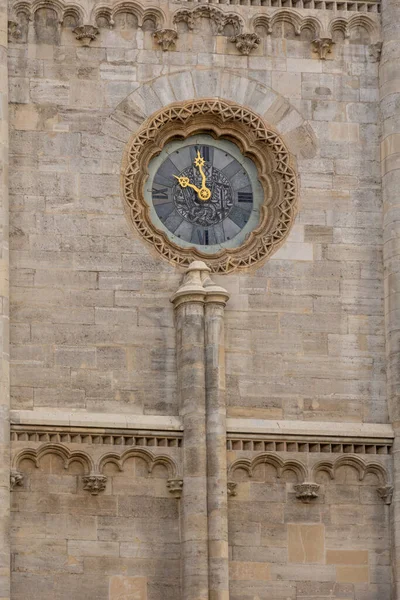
top-left (121, 99), bottom-right (298, 274)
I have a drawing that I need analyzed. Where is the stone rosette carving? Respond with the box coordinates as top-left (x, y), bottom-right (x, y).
top-left (82, 474), bottom-right (107, 495)
top-left (154, 28), bottom-right (178, 51)
top-left (10, 470), bottom-right (24, 490)
top-left (122, 99), bottom-right (298, 273)
top-left (167, 478), bottom-right (183, 498)
top-left (294, 482), bottom-right (320, 503)
top-left (377, 485), bottom-right (393, 505)
top-left (312, 38), bottom-right (334, 60)
top-left (73, 25), bottom-right (99, 46)
top-left (230, 33), bottom-right (260, 55)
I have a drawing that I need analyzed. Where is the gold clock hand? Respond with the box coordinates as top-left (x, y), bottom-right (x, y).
top-left (173, 175), bottom-right (201, 194)
top-left (193, 151), bottom-right (211, 201)
top-left (194, 151), bottom-right (207, 190)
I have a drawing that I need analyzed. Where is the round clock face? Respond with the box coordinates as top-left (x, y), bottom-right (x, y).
top-left (144, 135), bottom-right (263, 254)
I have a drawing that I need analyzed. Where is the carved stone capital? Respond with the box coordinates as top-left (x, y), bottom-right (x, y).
top-left (154, 29), bottom-right (178, 51)
top-left (171, 261), bottom-right (230, 308)
top-left (294, 482), bottom-right (320, 503)
top-left (312, 38), bottom-right (334, 60)
top-left (227, 481), bottom-right (237, 497)
top-left (167, 478), bottom-right (183, 499)
top-left (82, 474), bottom-right (107, 495)
top-left (10, 470), bottom-right (24, 490)
top-left (73, 25), bottom-right (99, 46)
top-left (377, 485), bottom-right (393, 505)
top-left (170, 261), bottom-right (209, 307)
top-left (230, 33), bottom-right (260, 55)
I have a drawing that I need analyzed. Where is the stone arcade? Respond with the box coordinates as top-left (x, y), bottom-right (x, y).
top-left (1, 0), bottom-right (400, 597)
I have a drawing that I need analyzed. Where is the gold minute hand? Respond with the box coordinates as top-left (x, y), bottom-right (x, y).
top-left (193, 151), bottom-right (211, 201)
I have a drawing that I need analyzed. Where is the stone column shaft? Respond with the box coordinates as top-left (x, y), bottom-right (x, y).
top-left (172, 265), bottom-right (210, 600)
top-left (0, 5), bottom-right (10, 600)
top-left (205, 298), bottom-right (229, 600)
top-left (172, 263), bottom-right (230, 600)
top-left (380, 0), bottom-right (400, 595)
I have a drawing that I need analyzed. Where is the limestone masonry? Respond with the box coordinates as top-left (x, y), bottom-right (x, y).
top-left (1, 0), bottom-right (400, 597)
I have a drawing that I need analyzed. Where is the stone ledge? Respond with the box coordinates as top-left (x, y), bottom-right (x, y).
top-left (10, 410), bottom-right (183, 431)
top-left (10, 411), bottom-right (393, 442)
top-left (226, 418), bottom-right (394, 441)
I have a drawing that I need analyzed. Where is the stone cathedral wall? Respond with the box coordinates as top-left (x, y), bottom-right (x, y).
top-left (8, 1), bottom-right (383, 423)
top-left (6, 0), bottom-right (391, 598)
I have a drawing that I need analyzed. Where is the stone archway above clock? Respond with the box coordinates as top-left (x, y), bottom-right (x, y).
top-left (102, 68), bottom-right (318, 162)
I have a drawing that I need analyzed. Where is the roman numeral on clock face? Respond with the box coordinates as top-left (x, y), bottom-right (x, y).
top-left (192, 228), bottom-right (209, 245)
top-left (152, 188), bottom-right (169, 200)
top-left (238, 192), bottom-right (253, 203)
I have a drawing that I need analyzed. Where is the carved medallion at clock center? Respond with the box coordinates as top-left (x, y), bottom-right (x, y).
top-left (146, 135), bottom-right (261, 251)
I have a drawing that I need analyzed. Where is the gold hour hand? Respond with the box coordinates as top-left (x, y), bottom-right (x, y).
top-left (173, 175), bottom-right (200, 194)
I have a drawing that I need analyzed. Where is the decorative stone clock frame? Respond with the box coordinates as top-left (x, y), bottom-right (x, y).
top-left (122, 98), bottom-right (298, 273)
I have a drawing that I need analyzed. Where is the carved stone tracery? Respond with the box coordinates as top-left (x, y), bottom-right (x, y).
top-left (11, 442), bottom-right (182, 496)
top-left (122, 99), bottom-right (298, 274)
top-left (228, 453), bottom-right (391, 504)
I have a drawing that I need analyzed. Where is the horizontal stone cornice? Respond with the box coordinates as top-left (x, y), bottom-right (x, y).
top-left (10, 410), bottom-right (394, 443)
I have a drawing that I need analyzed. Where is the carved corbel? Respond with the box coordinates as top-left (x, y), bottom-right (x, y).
top-left (10, 470), bottom-right (24, 490)
top-left (154, 29), bottom-right (178, 51)
top-left (230, 33), bottom-right (260, 55)
top-left (294, 482), bottom-right (320, 503)
top-left (312, 38), bottom-right (334, 60)
top-left (167, 478), bottom-right (183, 499)
top-left (227, 481), bottom-right (237, 497)
top-left (73, 25), bottom-right (99, 47)
top-left (82, 474), bottom-right (107, 495)
top-left (377, 485), bottom-right (393, 505)
top-left (368, 42), bottom-right (382, 63)
top-left (8, 20), bottom-right (22, 42)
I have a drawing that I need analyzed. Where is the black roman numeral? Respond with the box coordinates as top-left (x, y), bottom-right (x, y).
top-left (200, 146), bottom-right (210, 162)
top-left (152, 188), bottom-right (169, 200)
top-left (193, 228), bottom-right (209, 245)
top-left (238, 192), bottom-right (253, 203)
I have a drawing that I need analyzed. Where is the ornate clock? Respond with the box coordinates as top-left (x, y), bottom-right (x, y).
top-left (122, 99), bottom-right (298, 273)
top-left (145, 135), bottom-right (263, 254)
